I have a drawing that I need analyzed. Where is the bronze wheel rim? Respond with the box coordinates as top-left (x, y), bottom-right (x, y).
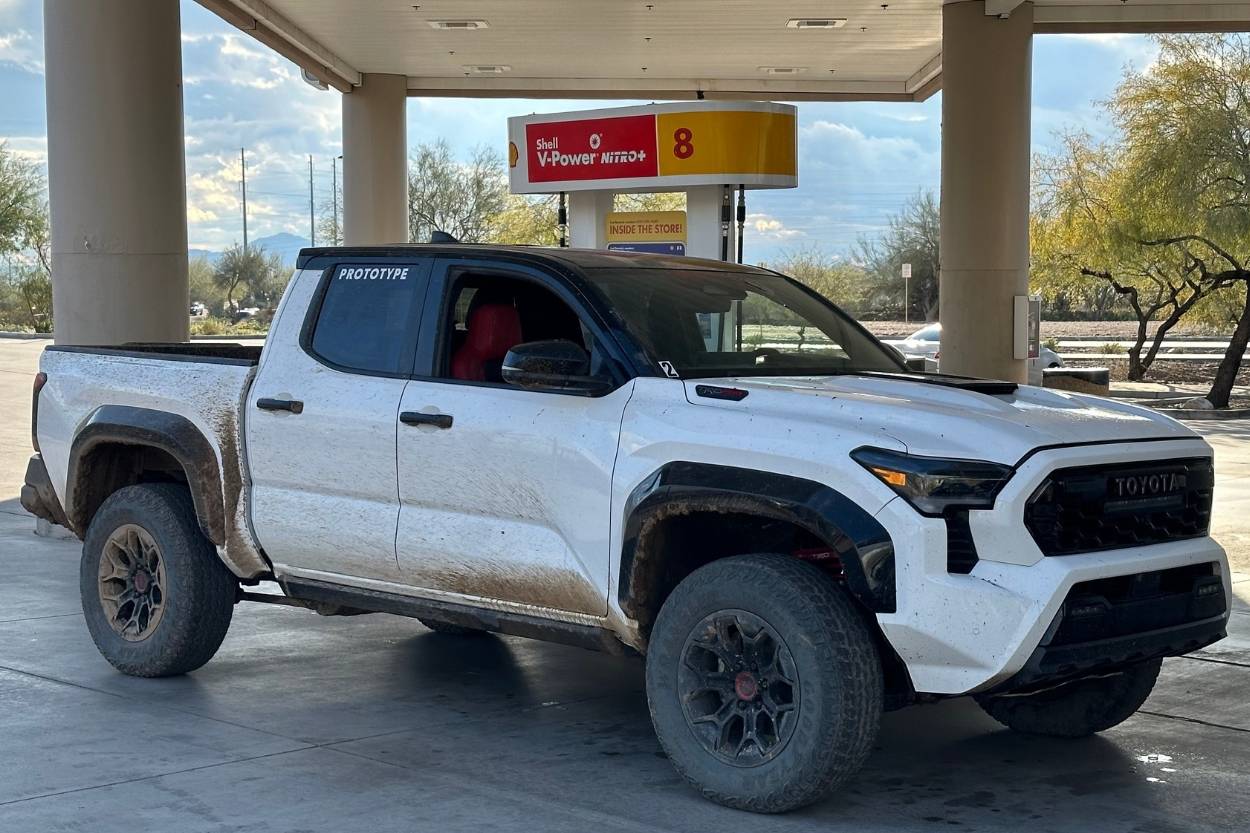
top-left (98, 524), bottom-right (167, 642)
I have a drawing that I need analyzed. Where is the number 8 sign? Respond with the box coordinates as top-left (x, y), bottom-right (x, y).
top-left (656, 110), bottom-right (795, 178)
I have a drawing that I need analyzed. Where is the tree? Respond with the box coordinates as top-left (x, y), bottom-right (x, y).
top-left (408, 140), bottom-right (510, 243)
top-left (856, 191), bottom-right (939, 321)
top-left (614, 192), bottom-right (685, 213)
top-left (188, 256), bottom-right (228, 315)
top-left (1032, 131), bottom-right (1229, 381)
top-left (213, 244), bottom-right (286, 312)
top-left (0, 141), bottom-right (53, 331)
top-left (0, 141), bottom-right (46, 258)
top-left (764, 246), bottom-right (867, 312)
top-left (1114, 35), bottom-right (1250, 406)
top-left (1033, 36), bottom-right (1250, 402)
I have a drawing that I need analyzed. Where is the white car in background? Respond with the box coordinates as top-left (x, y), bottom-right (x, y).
top-left (895, 322), bottom-right (1063, 383)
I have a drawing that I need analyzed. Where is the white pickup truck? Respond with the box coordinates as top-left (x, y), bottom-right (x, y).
top-left (23, 245), bottom-right (1230, 813)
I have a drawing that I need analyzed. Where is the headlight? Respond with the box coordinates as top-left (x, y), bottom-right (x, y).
top-left (851, 447), bottom-right (1011, 516)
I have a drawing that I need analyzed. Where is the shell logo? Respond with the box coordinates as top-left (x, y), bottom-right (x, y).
top-left (508, 141), bottom-right (519, 168)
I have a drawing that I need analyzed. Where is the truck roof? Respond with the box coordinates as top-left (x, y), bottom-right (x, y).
top-left (295, 244), bottom-right (769, 274)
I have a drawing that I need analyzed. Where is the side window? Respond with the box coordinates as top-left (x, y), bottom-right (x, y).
top-left (308, 263), bottom-right (424, 375)
top-left (438, 271), bottom-right (604, 385)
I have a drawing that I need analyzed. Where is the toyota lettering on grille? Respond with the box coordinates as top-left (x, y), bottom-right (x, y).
top-left (1110, 471), bottom-right (1186, 499)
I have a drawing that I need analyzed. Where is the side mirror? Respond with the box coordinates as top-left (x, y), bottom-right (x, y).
top-left (502, 340), bottom-right (611, 395)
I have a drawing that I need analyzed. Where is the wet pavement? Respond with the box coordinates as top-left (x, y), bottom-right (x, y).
top-left (0, 501), bottom-right (1247, 832)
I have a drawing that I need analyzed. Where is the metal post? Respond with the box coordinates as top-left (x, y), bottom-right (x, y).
top-left (558, 191), bottom-right (568, 247)
top-left (736, 185), bottom-right (746, 264)
top-left (308, 155), bottom-right (315, 246)
top-left (240, 147), bottom-right (248, 252)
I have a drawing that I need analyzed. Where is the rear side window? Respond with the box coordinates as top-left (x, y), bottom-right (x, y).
top-left (307, 263), bottom-right (425, 375)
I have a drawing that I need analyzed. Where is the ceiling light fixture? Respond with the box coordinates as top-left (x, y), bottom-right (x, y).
top-left (786, 18), bottom-right (847, 29)
top-left (463, 64), bottom-right (511, 74)
top-left (759, 66), bottom-right (807, 75)
top-left (427, 19), bottom-right (489, 30)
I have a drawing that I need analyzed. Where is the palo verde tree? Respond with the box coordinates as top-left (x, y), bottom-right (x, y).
top-left (1113, 35), bottom-right (1250, 406)
top-left (1032, 131), bottom-right (1231, 382)
top-left (1033, 35), bottom-right (1250, 402)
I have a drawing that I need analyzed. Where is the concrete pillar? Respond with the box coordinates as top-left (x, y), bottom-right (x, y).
top-left (343, 74), bottom-right (409, 245)
top-left (44, 0), bottom-right (189, 344)
top-left (686, 186), bottom-right (736, 261)
top-left (568, 191), bottom-right (614, 249)
top-left (938, 1), bottom-right (1033, 381)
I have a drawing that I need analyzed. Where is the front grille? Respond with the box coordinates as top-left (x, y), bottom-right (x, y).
top-left (1025, 457), bottom-right (1213, 556)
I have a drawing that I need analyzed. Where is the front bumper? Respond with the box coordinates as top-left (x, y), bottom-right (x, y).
top-left (20, 453), bottom-right (70, 530)
top-left (873, 438), bottom-right (1231, 695)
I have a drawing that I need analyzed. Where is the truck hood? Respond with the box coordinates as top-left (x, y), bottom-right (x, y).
top-left (685, 373), bottom-right (1198, 465)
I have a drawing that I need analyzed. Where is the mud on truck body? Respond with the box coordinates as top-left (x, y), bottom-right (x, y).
top-left (24, 245), bottom-right (1230, 813)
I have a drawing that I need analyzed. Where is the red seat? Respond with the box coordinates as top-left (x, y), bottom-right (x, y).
top-left (451, 303), bottom-right (523, 382)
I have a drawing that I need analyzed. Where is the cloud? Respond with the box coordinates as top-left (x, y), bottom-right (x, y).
top-left (748, 213), bottom-right (802, 240)
top-left (0, 28), bottom-right (41, 74)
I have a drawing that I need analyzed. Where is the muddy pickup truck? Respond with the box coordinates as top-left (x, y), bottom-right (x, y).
top-left (23, 245), bottom-right (1231, 813)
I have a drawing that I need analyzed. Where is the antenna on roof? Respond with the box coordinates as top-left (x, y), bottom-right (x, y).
top-left (430, 231), bottom-right (460, 243)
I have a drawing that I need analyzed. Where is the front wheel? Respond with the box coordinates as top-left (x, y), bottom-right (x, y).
top-left (80, 484), bottom-right (237, 677)
top-left (646, 554), bottom-right (883, 814)
top-left (974, 659), bottom-right (1161, 738)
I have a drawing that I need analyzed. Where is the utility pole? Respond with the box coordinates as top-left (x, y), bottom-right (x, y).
top-left (308, 154), bottom-right (315, 246)
top-left (240, 147), bottom-right (249, 252)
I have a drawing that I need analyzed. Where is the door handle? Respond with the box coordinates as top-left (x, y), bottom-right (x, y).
top-left (400, 411), bottom-right (453, 429)
top-left (256, 397), bottom-right (304, 414)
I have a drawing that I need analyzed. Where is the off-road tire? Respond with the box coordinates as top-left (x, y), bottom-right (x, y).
top-left (419, 617), bottom-right (486, 636)
top-left (974, 658), bottom-right (1162, 738)
top-left (646, 553), bottom-right (883, 813)
top-left (81, 483), bottom-right (236, 677)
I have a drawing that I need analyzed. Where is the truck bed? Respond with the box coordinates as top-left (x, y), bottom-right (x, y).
top-left (36, 342), bottom-right (269, 578)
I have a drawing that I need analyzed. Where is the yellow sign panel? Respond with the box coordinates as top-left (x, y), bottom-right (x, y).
top-left (656, 110), bottom-right (797, 178)
top-left (605, 211), bottom-right (687, 243)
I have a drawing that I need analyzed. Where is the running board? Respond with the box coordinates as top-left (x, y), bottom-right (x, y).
top-left (278, 577), bottom-right (634, 656)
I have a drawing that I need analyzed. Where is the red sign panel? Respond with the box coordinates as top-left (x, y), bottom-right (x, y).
top-left (525, 114), bottom-right (658, 182)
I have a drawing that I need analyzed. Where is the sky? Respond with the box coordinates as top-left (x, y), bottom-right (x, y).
top-left (0, 1), bottom-right (1161, 262)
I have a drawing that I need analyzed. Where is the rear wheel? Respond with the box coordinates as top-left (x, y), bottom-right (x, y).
top-left (80, 484), bottom-right (236, 677)
top-left (974, 659), bottom-right (1162, 738)
top-left (646, 553), bottom-right (882, 813)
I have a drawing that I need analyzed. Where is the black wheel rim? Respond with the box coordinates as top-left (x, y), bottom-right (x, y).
top-left (98, 524), bottom-right (167, 642)
top-left (677, 609), bottom-right (799, 767)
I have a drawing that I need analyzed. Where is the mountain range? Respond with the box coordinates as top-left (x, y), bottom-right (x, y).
top-left (189, 232), bottom-right (311, 267)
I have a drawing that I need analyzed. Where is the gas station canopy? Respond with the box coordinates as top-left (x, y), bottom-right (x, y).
top-left (197, 0), bottom-right (1250, 101)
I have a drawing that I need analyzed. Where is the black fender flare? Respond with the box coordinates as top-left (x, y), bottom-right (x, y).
top-left (619, 461), bottom-right (896, 615)
top-left (66, 405), bottom-right (226, 544)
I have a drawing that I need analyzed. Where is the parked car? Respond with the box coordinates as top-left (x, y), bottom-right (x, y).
top-left (23, 246), bottom-right (1229, 814)
top-left (189, 301), bottom-right (208, 318)
top-left (894, 321), bottom-right (1064, 370)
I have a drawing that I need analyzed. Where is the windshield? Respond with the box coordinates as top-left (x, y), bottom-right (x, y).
top-left (583, 267), bottom-right (905, 378)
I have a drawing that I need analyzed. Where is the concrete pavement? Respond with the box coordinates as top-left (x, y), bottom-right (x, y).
top-left (1, 337), bottom-right (1248, 831)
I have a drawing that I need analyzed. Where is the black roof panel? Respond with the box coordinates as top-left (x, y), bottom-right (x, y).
top-left (295, 244), bottom-right (769, 274)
